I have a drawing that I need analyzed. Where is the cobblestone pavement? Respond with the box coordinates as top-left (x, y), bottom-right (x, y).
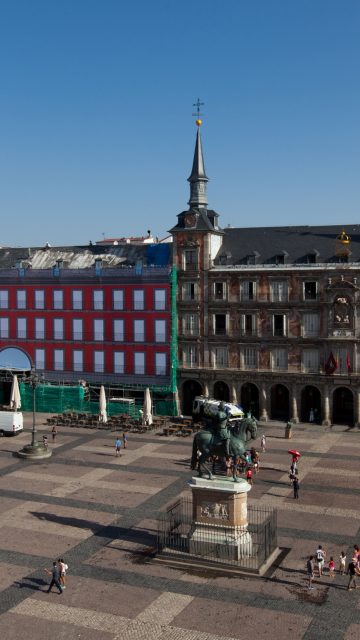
top-left (0, 416), bottom-right (359, 639)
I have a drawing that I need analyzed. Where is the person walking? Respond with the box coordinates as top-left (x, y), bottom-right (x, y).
top-left (58, 558), bottom-right (68, 588)
top-left (309, 408), bottom-right (315, 423)
top-left (316, 545), bottom-right (326, 577)
top-left (246, 467), bottom-right (253, 486)
top-left (260, 434), bottom-right (266, 452)
top-left (122, 431), bottom-right (128, 449)
top-left (339, 551), bottom-right (346, 575)
top-left (52, 425), bottom-right (57, 442)
top-left (329, 557), bottom-right (335, 578)
top-left (45, 561), bottom-right (63, 594)
top-left (42, 434), bottom-right (48, 449)
top-left (306, 555), bottom-right (315, 589)
top-left (347, 559), bottom-right (357, 590)
top-left (292, 476), bottom-right (300, 499)
top-left (115, 437), bottom-right (122, 457)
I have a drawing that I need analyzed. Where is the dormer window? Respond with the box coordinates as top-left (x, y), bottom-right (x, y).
top-left (95, 258), bottom-right (103, 275)
top-left (275, 254), bottom-right (285, 265)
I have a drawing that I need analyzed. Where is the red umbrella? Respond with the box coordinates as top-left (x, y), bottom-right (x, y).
top-left (288, 449), bottom-right (301, 457)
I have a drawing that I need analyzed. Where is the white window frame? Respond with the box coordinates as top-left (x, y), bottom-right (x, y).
top-left (155, 319), bottom-right (166, 343)
top-left (94, 350), bottom-right (104, 373)
top-left (54, 349), bottom-right (64, 371)
top-left (17, 317), bottom-right (27, 339)
top-left (241, 281), bottom-right (256, 301)
top-left (35, 318), bottom-right (45, 340)
top-left (94, 319), bottom-right (104, 341)
top-left (214, 347), bottom-right (228, 368)
top-left (113, 289), bottom-right (124, 310)
top-left (213, 281), bottom-right (226, 300)
top-left (0, 290), bottom-right (8, 309)
top-left (73, 350), bottom-right (83, 372)
top-left (183, 249), bottom-right (198, 271)
top-left (272, 314), bottom-right (287, 337)
top-left (155, 352), bottom-right (166, 375)
top-left (303, 281), bottom-right (318, 301)
top-left (272, 348), bottom-right (287, 370)
top-left (0, 317), bottom-right (9, 338)
top-left (243, 347), bottom-right (257, 369)
top-left (302, 349), bottom-right (319, 373)
top-left (271, 280), bottom-right (288, 302)
top-left (114, 352), bottom-right (125, 374)
top-left (17, 290), bottom-right (26, 309)
top-left (53, 318), bottom-right (64, 340)
top-left (184, 313), bottom-right (199, 335)
top-left (93, 290), bottom-right (104, 310)
top-left (214, 313), bottom-right (228, 335)
top-left (35, 290), bottom-right (45, 310)
top-left (241, 313), bottom-right (256, 336)
top-left (113, 319), bottom-right (124, 341)
top-left (35, 348), bottom-right (45, 370)
top-left (302, 313), bottom-right (320, 337)
top-left (134, 319), bottom-right (145, 342)
top-left (154, 289), bottom-right (166, 310)
top-left (53, 290), bottom-right (63, 310)
top-left (133, 289), bottom-right (144, 310)
top-left (183, 344), bottom-right (198, 367)
top-left (183, 281), bottom-right (197, 301)
top-left (72, 290), bottom-right (83, 310)
top-left (134, 352), bottom-right (145, 375)
top-left (72, 319), bottom-right (83, 341)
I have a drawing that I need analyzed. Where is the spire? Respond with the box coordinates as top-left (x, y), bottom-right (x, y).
top-left (188, 120), bottom-right (208, 209)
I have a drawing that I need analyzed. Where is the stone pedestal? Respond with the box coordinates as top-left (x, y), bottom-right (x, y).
top-left (188, 477), bottom-right (252, 560)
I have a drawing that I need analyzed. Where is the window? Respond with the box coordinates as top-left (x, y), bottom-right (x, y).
top-left (214, 314), bottom-right (226, 335)
top-left (155, 353), bottom-right (166, 375)
top-left (94, 319), bottom-right (104, 341)
top-left (113, 319), bottom-right (124, 341)
top-left (134, 319), bottom-right (145, 342)
top-left (184, 314), bottom-right (199, 335)
top-left (242, 314), bottom-right (256, 336)
top-left (72, 290), bottom-right (83, 310)
top-left (113, 289), bottom-right (124, 310)
top-left (17, 290), bottom-right (26, 309)
top-left (114, 352), bottom-right (125, 374)
top-left (271, 281), bottom-right (288, 302)
top-left (72, 319), bottom-right (83, 341)
top-left (35, 348), bottom-right (45, 370)
top-left (243, 347), bottom-right (257, 369)
top-left (94, 350), bottom-right (104, 373)
top-left (155, 319), bottom-right (166, 342)
top-left (0, 290), bottom-right (8, 309)
top-left (133, 290), bottom-right (144, 310)
top-left (0, 318), bottom-right (9, 338)
top-left (54, 349), bottom-right (64, 371)
top-left (214, 282), bottom-right (226, 300)
top-left (302, 349), bottom-right (319, 373)
top-left (134, 352), bottom-right (145, 375)
top-left (184, 249), bottom-right (198, 271)
top-left (241, 281), bottom-right (256, 301)
top-left (272, 349), bottom-right (287, 370)
top-left (17, 318), bottom-right (27, 339)
top-left (53, 318), bottom-right (64, 340)
top-left (303, 313), bottom-right (320, 337)
top-left (93, 290), bottom-right (104, 310)
top-left (73, 350), bottom-right (83, 372)
top-left (53, 290), bottom-right (63, 310)
top-left (303, 281), bottom-right (317, 300)
top-left (183, 282), bottom-right (197, 301)
top-left (183, 345), bottom-right (198, 367)
top-left (154, 289), bottom-right (166, 310)
top-left (273, 314), bottom-right (286, 336)
top-left (35, 318), bottom-right (45, 340)
top-left (214, 347), bottom-right (228, 368)
top-left (35, 290), bottom-right (45, 309)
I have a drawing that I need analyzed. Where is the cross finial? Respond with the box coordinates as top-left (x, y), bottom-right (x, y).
top-left (192, 98), bottom-right (204, 125)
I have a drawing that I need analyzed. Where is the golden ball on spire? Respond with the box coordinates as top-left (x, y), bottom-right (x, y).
top-left (196, 119), bottom-right (202, 126)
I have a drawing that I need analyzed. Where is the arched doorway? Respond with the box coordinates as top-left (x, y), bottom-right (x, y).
top-left (0, 347), bottom-right (32, 406)
top-left (333, 387), bottom-right (354, 425)
top-left (270, 384), bottom-right (290, 421)
top-left (301, 385), bottom-right (321, 423)
top-left (181, 379), bottom-right (203, 416)
top-left (213, 381), bottom-right (230, 402)
top-left (241, 383), bottom-right (259, 418)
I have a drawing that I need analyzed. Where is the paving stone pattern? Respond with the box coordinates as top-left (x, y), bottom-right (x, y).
top-left (0, 416), bottom-right (359, 639)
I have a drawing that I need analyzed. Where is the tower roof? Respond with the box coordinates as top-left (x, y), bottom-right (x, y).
top-left (188, 125), bottom-right (208, 183)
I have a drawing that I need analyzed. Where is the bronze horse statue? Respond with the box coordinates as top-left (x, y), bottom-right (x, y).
top-left (191, 416), bottom-right (258, 481)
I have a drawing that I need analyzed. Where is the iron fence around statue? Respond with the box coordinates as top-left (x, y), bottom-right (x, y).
top-left (157, 498), bottom-right (277, 571)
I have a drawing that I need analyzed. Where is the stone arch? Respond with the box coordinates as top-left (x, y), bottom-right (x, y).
top-left (270, 384), bottom-right (290, 421)
top-left (213, 381), bottom-right (230, 402)
top-left (240, 383), bottom-right (260, 418)
top-left (181, 379), bottom-right (203, 416)
top-left (0, 347), bottom-right (32, 406)
top-left (332, 387), bottom-right (354, 425)
top-left (300, 385), bottom-right (321, 423)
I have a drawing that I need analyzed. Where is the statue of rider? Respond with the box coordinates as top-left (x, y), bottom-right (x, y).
top-left (214, 401), bottom-right (230, 456)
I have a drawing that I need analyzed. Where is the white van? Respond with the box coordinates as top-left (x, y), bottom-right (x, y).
top-left (0, 411), bottom-right (23, 436)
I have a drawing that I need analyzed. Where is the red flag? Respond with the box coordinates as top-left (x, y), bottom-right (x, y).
top-left (346, 352), bottom-right (352, 373)
top-left (325, 352), bottom-right (337, 375)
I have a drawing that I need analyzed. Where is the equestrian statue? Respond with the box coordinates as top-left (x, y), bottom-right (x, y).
top-left (191, 402), bottom-right (258, 481)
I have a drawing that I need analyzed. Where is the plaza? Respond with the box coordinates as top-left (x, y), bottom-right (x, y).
top-left (0, 415), bottom-right (359, 640)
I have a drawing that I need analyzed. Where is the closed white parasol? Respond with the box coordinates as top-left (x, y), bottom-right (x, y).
top-left (143, 387), bottom-right (153, 426)
top-left (99, 385), bottom-right (107, 423)
top-left (10, 374), bottom-right (21, 410)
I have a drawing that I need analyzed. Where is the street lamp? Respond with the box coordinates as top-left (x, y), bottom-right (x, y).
top-left (16, 368), bottom-right (52, 460)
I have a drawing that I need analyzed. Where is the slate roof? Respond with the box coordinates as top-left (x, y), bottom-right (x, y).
top-left (214, 224), bottom-right (360, 265)
top-left (169, 208), bottom-right (222, 233)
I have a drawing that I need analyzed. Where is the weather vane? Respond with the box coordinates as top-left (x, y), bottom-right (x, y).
top-left (192, 98), bottom-right (204, 126)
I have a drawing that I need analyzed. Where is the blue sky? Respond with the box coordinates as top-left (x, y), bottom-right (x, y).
top-left (1, 0), bottom-right (360, 246)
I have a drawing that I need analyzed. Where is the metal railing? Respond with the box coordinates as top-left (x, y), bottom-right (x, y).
top-left (157, 498), bottom-right (277, 571)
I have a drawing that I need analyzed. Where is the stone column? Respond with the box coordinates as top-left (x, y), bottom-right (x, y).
top-left (355, 389), bottom-right (360, 428)
top-left (203, 382), bottom-right (209, 398)
top-left (322, 388), bottom-right (331, 426)
top-left (259, 385), bottom-right (268, 422)
top-left (291, 393), bottom-right (299, 423)
top-left (231, 383), bottom-right (237, 404)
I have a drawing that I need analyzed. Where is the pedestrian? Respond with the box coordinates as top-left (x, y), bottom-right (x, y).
top-left (316, 545), bottom-right (326, 577)
top-left (52, 425), bottom-right (57, 442)
top-left (309, 408), bottom-right (315, 423)
top-left (329, 557), bottom-right (335, 577)
top-left (114, 437), bottom-right (122, 457)
top-left (339, 551), bottom-right (346, 575)
top-left (44, 561), bottom-right (63, 594)
top-left (58, 558), bottom-right (68, 588)
top-left (122, 431), bottom-right (128, 449)
top-left (347, 559), bottom-right (357, 591)
top-left (260, 434), bottom-right (266, 452)
top-left (246, 467), bottom-right (253, 485)
top-left (225, 456), bottom-right (232, 477)
top-left (292, 476), bottom-right (300, 499)
top-left (42, 434), bottom-right (48, 449)
top-left (306, 555), bottom-right (315, 589)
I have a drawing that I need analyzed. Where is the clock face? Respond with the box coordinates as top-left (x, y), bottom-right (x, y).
top-left (185, 214), bottom-right (196, 228)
